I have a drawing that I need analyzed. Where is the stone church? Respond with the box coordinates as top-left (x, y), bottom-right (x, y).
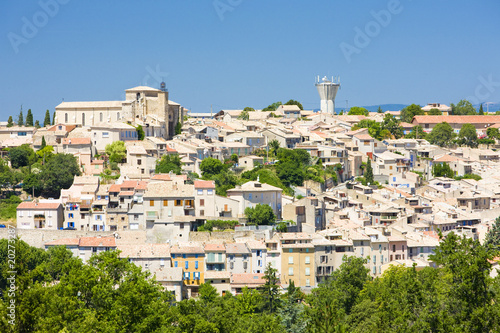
top-left (55, 84), bottom-right (184, 139)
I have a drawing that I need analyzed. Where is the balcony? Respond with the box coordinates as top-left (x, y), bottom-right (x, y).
top-left (380, 215), bottom-right (398, 220)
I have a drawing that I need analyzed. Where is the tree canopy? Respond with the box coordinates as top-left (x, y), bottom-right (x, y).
top-left (458, 123), bottom-right (478, 147)
top-left (155, 154), bottom-right (182, 174)
top-left (400, 104), bottom-right (424, 123)
top-left (451, 99), bottom-right (476, 115)
top-left (284, 99), bottom-right (303, 110)
top-left (427, 122), bottom-right (456, 147)
top-left (245, 203), bottom-right (276, 225)
top-left (348, 106), bottom-right (369, 116)
top-left (263, 101), bottom-right (283, 111)
top-left (40, 153), bottom-right (81, 197)
top-left (105, 141), bottom-right (126, 164)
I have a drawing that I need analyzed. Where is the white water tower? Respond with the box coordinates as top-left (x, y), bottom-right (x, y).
top-left (315, 75), bottom-right (340, 115)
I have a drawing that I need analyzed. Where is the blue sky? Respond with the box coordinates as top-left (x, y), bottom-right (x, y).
top-left (1, 0), bottom-right (500, 120)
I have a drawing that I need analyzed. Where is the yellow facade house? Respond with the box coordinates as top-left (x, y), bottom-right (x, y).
top-left (171, 243), bottom-right (205, 298)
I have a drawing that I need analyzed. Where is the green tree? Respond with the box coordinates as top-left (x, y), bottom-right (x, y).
top-left (451, 99), bottom-right (476, 115)
top-left (285, 99), bottom-right (303, 110)
top-left (478, 103), bottom-right (485, 115)
top-left (263, 101), bottom-right (282, 111)
top-left (18, 109), bottom-right (24, 126)
top-left (26, 109), bottom-right (33, 126)
top-left (432, 163), bottom-right (454, 178)
top-left (365, 159), bottom-right (374, 185)
top-left (458, 123), bottom-right (478, 147)
top-left (44, 110), bottom-right (51, 127)
top-left (175, 121), bottom-right (182, 135)
top-left (34, 120), bottom-right (40, 128)
top-left (405, 125), bottom-right (427, 139)
top-left (307, 256), bottom-right (370, 332)
top-left (200, 157), bottom-right (224, 178)
top-left (136, 125), bottom-right (145, 140)
top-left (245, 203), bottom-right (276, 225)
top-left (199, 282), bottom-right (219, 304)
top-left (430, 232), bottom-right (495, 332)
top-left (230, 154), bottom-right (239, 164)
top-left (212, 170), bottom-right (239, 196)
top-left (382, 114), bottom-right (403, 139)
top-left (400, 104), bottom-right (424, 123)
top-left (243, 107), bottom-right (255, 111)
top-left (377, 106), bottom-right (383, 113)
top-left (427, 122), bottom-right (456, 147)
top-left (269, 139), bottom-right (280, 157)
top-left (261, 264), bottom-right (281, 313)
top-left (22, 172), bottom-right (42, 197)
top-left (484, 216), bottom-right (500, 251)
top-left (428, 108), bottom-right (442, 115)
top-left (238, 110), bottom-right (250, 120)
top-left (36, 145), bottom-right (55, 164)
top-left (348, 106), bottom-right (369, 116)
top-left (155, 154), bottom-right (182, 174)
top-left (105, 141), bottom-right (126, 164)
top-left (279, 281), bottom-right (308, 333)
top-left (7, 116), bottom-right (13, 128)
top-left (40, 153), bottom-right (81, 198)
top-left (9, 144), bottom-right (36, 169)
top-left (52, 111), bottom-right (55, 125)
top-left (487, 127), bottom-right (500, 140)
top-left (41, 136), bottom-right (47, 149)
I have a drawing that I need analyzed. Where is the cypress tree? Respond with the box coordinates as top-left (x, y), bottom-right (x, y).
top-left (479, 103), bottom-right (485, 115)
top-left (44, 110), bottom-right (51, 127)
top-left (41, 136), bottom-right (47, 149)
top-left (18, 109), bottom-right (24, 126)
top-left (52, 111), bottom-right (56, 125)
top-left (365, 158), bottom-right (374, 185)
top-left (26, 109), bottom-right (34, 126)
top-left (34, 120), bottom-right (40, 128)
top-left (7, 116), bottom-right (13, 127)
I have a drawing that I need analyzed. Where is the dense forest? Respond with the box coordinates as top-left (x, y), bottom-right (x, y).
top-left (0, 232), bottom-right (499, 332)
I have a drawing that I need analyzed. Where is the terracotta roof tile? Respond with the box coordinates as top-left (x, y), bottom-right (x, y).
top-left (204, 243), bottom-right (226, 252)
top-left (194, 180), bottom-right (215, 189)
top-left (17, 202), bottom-right (61, 210)
top-left (79, 236), bottom-right (116, 247)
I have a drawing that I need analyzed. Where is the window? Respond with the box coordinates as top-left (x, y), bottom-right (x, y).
top-left (200, 199), bottom-right (205, 207)
top-left (258, 259), bottom-right (262, 267)
top-left (197, 189), bottom-right (203, 195)
top-left (207, 189), bottom-right (213, 195)
top-left (288, 267), bottom-right (294, 276)
top-left (137, 159), bottom-right (142, 165)
top-left (248, 193), bottom-right (252, 200)
top-left (393, 245), bottom-right (396, 252)
top-left (195, 261), bottom-right (198, 269)
top-left (306, 279), bottom-right (310, 287)
top-left (305, 267), bottom-right (310, 276)
top-left (163, 200), bottom-right (168, 206)
top-left (150, 200), bottom-right (154, 207)
top-left (373, 255), bottom-right (376, 264)
top-left (185, 261), bottom-right (189, 269)
top-left (65, 113), bottom-right (68, 122)
top-left (288, 256), bottom-right (293, 264)
top-left (68, 213), bottom-right (74, 218)
top-left (175, 200), bottom-right (183, 206)
top-left (200, 210), bottom-right (204, 216)
top-left (180, 223), bottom-right (184, 229)
top-left (184, 272), bottom-right (190, 280)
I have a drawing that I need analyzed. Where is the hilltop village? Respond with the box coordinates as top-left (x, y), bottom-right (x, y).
top-left (2, 86), bottom-right (500, 300)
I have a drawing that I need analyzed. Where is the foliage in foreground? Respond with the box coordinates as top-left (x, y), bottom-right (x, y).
top-left (1, 232), bottom-right (500, 332)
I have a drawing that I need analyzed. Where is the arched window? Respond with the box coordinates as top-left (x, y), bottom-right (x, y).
top-left (65, 113), bottom-right (68, 123)
top-left (136, 93), bottom-right (140, 101)
top-left (82, 113), bottom-right (85, 126)
top-left (100, 112), bottom-right (103, 122)
top-left (117, 112), bottom-right (120, 120)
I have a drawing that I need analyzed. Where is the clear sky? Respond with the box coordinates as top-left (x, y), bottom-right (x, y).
top-left (1, 0), bottom-right (500, 120)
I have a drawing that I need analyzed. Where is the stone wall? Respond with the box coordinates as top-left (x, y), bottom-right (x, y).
top-left (0, 229), bottom-right (148, 248)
